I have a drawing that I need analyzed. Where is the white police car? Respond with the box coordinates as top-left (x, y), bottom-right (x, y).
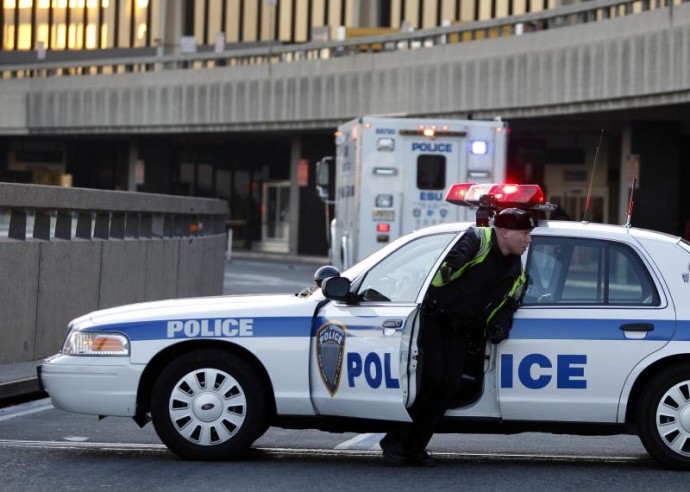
top-left (40, 184), bottom-right (690, 470)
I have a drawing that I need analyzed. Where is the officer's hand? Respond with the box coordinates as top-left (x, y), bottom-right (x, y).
top-left (439, 264), bottom-right (452, 284)
top-left (487, 324), bottom-right (508, 344)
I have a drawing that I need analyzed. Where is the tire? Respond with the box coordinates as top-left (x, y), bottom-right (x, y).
top-left (637, 363), bottom-right (690, 470)
top-left (151, 349), bottom-right (269, 461)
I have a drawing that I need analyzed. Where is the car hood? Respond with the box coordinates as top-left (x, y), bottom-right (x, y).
top-left (72, 294), bottom-right (319, 330)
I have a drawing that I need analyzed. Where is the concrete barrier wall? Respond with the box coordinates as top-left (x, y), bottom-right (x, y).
top-left (0, 183), bottom-right (228, 364)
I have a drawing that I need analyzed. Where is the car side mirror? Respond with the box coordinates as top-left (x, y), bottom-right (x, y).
top-left (322, 276), bottom-right (352, 303)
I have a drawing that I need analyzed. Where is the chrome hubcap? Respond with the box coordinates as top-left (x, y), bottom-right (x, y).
top-left (168, 368), bottom-right (247, 446)
top-left (655, 380), bottom-right (690, 457)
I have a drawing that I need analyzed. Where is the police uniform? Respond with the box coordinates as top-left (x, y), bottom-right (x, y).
top-left (381, 208), bottom-right (533, 466)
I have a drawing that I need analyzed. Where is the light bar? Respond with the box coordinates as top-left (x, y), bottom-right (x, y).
top-left (399, 129), bottom-right (467, 137)
top-left (445, 183), bottom-right (547, 208)
top-left (444, 183), bottom-right (476, 205)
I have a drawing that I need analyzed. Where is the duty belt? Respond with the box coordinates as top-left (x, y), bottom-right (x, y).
top-left (422, 298), bottom-right (446, 316)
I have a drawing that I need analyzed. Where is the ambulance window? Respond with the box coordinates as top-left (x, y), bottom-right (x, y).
top-left (524, 237), bottom-right (659, 306)
top-left (356, 233), bottom-right (456, 303)
top-left (417, 155), bottom-right (446, 190)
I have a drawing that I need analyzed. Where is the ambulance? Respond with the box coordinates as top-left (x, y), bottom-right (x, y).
top-left (316, 116), bottom-right (508, 270)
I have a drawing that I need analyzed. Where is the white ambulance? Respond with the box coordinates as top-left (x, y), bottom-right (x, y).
top-left (317, 116), bottom-right (508, 270)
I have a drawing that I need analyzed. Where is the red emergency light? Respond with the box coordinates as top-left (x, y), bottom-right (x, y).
top-left (445, 183), bottom-right (547, 209)
top-left (376, 223), bottom-right (390, 233)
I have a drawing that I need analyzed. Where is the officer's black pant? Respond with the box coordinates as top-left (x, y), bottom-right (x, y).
top-left (388, 311), bottom-right (468, 451)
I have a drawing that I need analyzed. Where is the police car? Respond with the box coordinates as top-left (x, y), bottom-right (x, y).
top-left (40, 183), bottom-right (690, 470)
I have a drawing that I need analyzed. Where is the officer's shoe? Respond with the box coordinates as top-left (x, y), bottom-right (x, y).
top-left (380, 434), bottom-right (407, 465)
top-left (407, 447), bottom-right (437, 467)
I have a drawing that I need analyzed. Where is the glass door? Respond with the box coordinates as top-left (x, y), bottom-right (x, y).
top-left (260, 181), bottom-right (290, 252)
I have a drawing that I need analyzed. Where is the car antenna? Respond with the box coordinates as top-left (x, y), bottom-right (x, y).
top-left (581, 128), bottom-right (605, 223)
top-left (625, 177), bottom-right (637, 228)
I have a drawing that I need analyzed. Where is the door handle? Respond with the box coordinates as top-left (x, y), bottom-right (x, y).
top-left (382, 319), bottom-right (403, 329)
top-left (619, 323), bottom-right (654, 332)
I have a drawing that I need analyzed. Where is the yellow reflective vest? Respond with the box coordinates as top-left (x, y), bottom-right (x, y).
top-left (431, 227), bottom-right (527, 329)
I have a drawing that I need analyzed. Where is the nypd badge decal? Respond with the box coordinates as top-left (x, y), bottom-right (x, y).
top-left (316, 321), bottom-right (347, 396)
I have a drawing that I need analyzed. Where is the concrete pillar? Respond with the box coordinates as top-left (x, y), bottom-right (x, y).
top-left (289, 137), bottom-right (302, 255)
top-left (127, 139), bottom-right (139, 192)
top-left (622, 122), bottom-right (681, 234)
top-left (356, 3), bottom-right (379, 27)
top-left (160, 0), bottom-right (185, 55)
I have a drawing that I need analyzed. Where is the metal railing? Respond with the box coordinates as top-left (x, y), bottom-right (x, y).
top-left (0, 183), bottom-right (228, 241)
top-left (0, 0), bottom-right (683, 80)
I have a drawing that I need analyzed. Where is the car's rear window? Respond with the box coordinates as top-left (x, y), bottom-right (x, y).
top-left (524, 236), bottom-right (660, 306)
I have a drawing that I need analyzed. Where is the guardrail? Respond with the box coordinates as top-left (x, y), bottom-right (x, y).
top-left (0, 183), bottom-right (229, 364)
top-left (0, 0), bottom-right (681, 80)
top-left (0, 183), bottom-right (227, 240)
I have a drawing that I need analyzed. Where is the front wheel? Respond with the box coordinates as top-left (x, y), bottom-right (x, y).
top-left (637, 363), bottom-right (690, 470)
top-left (151, 349), bottom-right (269, 460)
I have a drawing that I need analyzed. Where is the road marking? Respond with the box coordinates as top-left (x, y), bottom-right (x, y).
top-left (0, 439), bottom-right (651, 464)
top-left (0, 398), bottom-right (53, 422)
top-left (335, 432), bottom-right (385, 450)
top-left (0, 439), bottom-right (169, 453)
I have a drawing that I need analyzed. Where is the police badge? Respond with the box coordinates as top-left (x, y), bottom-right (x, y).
top-left (315, 321), bottom-right (347, 396)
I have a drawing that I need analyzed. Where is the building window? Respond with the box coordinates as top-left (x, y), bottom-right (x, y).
top-left (1, 0), bottom-right (157, 51)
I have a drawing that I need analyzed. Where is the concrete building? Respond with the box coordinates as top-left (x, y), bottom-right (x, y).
top-left (1, 0), bottom-right (689, 255)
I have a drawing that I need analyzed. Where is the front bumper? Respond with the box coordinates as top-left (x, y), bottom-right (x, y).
top-left (40, 354), bottom-right (145, 417)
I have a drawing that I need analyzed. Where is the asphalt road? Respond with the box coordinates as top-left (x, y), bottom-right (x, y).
top-left (223, 256), bottom-right (321, 295)
top-left (0, 398), bottom-right (681, 491)
top-left (1, 258), bottom-right (688, 490)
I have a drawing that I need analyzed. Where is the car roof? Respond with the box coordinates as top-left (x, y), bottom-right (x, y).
top-left (413, 219), bottom-right (682, 245)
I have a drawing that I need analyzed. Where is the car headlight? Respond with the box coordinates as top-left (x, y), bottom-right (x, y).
top-left (62, 330), bottom-right (130, 356)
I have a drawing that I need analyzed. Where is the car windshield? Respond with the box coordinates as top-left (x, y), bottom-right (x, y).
top-left (343, 226), bottom-right (467, 282)
top-left (298, 236), bottom-right (422, 300)
top-left (355, 233), bottom-right (458, 302)
top-left (300, 226), bottom-right (467, 300)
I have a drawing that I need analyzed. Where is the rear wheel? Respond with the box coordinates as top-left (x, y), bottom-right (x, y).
top-left (151, 349), bottom-right (269, 460)
top-left (637, 363), bottom-right (690, 470)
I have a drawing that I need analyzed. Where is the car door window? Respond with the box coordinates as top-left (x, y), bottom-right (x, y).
top-left (356, 233), bottom-right (456, 303)
top-left (523, 237), bottom-right (660, 306)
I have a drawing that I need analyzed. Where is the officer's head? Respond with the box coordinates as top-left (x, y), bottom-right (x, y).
top-left (493, 208), bottom-right (534, 256)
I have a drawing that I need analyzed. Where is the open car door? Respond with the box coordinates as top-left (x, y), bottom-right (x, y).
top-left (310, 232), bottom-right (457, 420)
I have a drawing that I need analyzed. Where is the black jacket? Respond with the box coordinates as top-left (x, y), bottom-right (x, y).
top-left (426, 227), bottom-right (523, 336)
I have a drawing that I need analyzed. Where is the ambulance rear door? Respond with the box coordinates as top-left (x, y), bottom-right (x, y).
top-left (334, 119), bottom-right (360, 270)
top-left (401, 121), bottom-right (470, 233)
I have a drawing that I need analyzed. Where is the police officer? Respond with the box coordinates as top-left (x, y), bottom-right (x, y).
top-left (380, 207), bottom-right (534, 466)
